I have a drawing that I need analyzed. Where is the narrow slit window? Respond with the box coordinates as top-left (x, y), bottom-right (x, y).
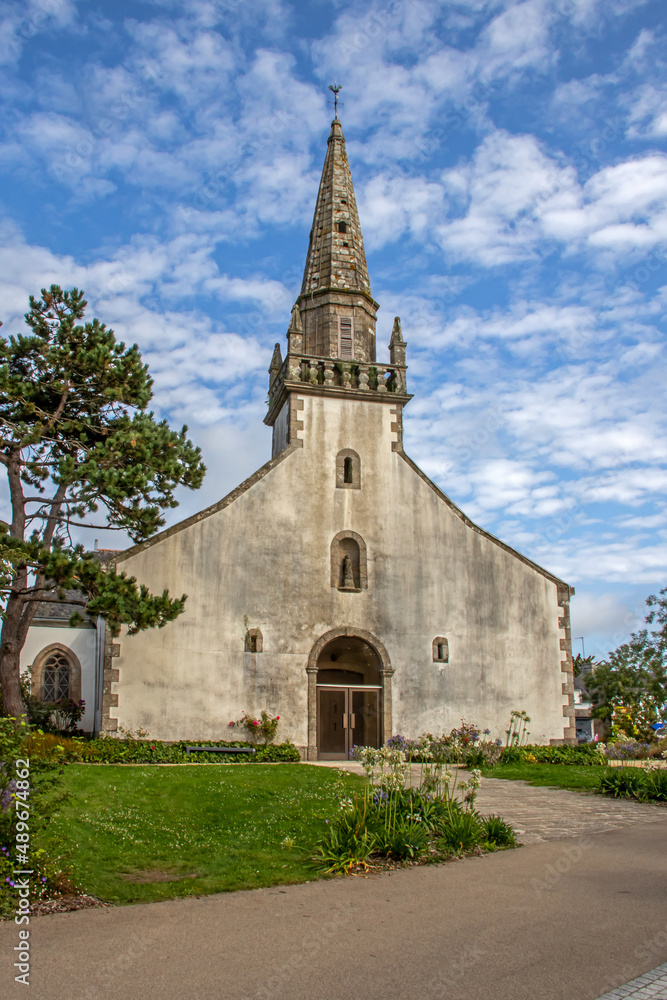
top-left (245, 628), bottom-right (263, 653)
top-left (338, 317), bottom-right (354, 359)
top-left (433, 637), bottom-right (449, 663)
top-left (336, 449), bottom-right (361, 489)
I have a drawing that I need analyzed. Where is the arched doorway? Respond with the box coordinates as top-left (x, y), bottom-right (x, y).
top-left (313, 633), bottom-right (385, 760)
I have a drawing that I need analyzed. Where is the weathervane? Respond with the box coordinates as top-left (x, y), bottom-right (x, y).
top-left (328, 81), bottom-right (342, 119)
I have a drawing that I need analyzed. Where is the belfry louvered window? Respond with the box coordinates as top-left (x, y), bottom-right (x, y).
top-left (338, 317), bottom-right (354, 359)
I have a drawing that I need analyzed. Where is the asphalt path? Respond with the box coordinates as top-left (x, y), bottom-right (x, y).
top-left (2, 814), bottom-right (667, 1000)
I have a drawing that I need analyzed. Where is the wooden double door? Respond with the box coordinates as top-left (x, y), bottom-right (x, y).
top-left (317, 686), bottom-right (381, 760)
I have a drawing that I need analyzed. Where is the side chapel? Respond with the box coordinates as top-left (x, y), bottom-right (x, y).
top-left (40, 116), bottom-right (576, 757)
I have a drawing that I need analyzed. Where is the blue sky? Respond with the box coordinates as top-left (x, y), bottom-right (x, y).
top-left (1, 0), bottom-right (666, 659)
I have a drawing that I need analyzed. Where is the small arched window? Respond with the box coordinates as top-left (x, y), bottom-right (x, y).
top-left (337, 221), bottom-right (347, 233)
top-left (433, 637), bottom-right (449, 664)
top-left (245, 628), bottom-right (263, 653)
top-left (336, 449), bottom-right (361, 490)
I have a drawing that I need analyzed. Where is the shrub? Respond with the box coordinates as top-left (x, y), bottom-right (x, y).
top-left (598, 767), bottom-right (643, 798)
top-left (16, 669), bottom-right (85, 735)
top-left (598, 765), bottom-right (667, 802)
top-left (604, 741), bottom-right (650, 761)
top-left (21, 735), bottom-right (301, 765)
top-left (378, 820), bottom-right (428, 860)
top-left (499, 743), bottom-right (605, 766)
top-left (465, 742), bottom-right (503, 768)
top-left (403, 790), bottom-right (449, 833)
top-left (23, 733), bottom-right (84, 762)
top-left (481, 815), bottom-right (517, 847)
top-left (638, 768), bottom-right (667, 802)
top-left (228, 711), bottom-right (280, 745)
top-left (313, 794), bottom-right (378, 873)
top-left (253, 743), bottom-right (301, 763)
top-left (437, 811), bottom-right (482, 854)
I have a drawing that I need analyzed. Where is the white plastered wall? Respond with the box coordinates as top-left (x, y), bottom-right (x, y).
top-left (110, 391), bottom-right (570, 746)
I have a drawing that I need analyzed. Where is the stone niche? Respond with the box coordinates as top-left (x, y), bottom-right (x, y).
top-left (330, 531), bottom-right (368, 591)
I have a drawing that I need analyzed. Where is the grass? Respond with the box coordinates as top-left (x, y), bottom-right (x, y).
top-left (481, 763), bottom-right (606, 790)
top-left (42, 763), bottom-right (365, 905)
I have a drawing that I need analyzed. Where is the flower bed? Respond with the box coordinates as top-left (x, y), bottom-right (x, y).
top-left (313, 740), bottom-right (518, 874)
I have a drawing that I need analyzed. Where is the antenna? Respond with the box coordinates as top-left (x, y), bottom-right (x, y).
top-left (328, 81), bottom-right (342, 119)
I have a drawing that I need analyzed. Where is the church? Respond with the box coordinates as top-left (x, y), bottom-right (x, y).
top-left (25, 116), bottom-right (576, 757)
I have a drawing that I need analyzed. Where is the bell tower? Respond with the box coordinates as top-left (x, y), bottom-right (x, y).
top-left (265, 112), bottom-right (410, 454)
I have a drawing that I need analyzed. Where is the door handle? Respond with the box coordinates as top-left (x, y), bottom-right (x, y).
top-left (350, 714), bottom-right (356, 729)
top-left (342, 714), bottom-right (348, 729)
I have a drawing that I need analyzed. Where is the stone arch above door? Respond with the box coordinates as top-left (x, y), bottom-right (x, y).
top-left (306, 627), bottom-right (393, 761)
top-left (307, 627), bottom-right (391, 672)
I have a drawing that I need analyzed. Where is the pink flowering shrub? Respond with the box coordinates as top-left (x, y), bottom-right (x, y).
top-left (228, 711), bottom-right (280, 745)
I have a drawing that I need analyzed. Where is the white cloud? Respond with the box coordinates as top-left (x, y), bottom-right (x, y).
top-left (0, 225), bottom-right (282, 432)
top-left (627, 84), bottom-right (667, 138)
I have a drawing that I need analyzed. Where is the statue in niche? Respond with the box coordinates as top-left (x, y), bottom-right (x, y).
top-left (341, 554), bottom-right (355, 589)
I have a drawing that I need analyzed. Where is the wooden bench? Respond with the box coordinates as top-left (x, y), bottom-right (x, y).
top-left (184, 745), bottom-right (256, 757)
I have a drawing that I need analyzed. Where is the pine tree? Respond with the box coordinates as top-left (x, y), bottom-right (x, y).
top-left (0, 286), bottom-right (206, 720)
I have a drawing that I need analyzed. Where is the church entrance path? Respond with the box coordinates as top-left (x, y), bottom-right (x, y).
top-left (306, 760), bottom-right (667, 844)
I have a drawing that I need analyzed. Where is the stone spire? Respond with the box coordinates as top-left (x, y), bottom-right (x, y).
top-left (300, 119), bottom-right (371, 297)
top-left (294, 118), bottom-right (379, 362)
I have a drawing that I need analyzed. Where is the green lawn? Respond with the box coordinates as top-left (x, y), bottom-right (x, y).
top-left (44, 764), bottom-right (365, 904)
top-left (481, 763), bottom-right (605, 790)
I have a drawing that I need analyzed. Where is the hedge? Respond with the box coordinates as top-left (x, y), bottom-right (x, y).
top-left (499, 743), bottom-right (604, 765)
top-left (23, 733), bottom-right (301, 764)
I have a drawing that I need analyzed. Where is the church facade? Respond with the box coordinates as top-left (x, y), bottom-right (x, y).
top-left (92, 117), bottom-right (576, 757)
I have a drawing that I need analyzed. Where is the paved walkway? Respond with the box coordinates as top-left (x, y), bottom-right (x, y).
top-left (594, 963), bottom-right (667, 999)
top-left (2, 772), bottom-right (666, 1000)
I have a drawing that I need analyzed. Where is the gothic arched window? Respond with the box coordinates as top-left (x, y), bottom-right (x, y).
top-left (42, 651), bottom-right (71, 701)
top-left (30, 644), bottom-right (82, 704)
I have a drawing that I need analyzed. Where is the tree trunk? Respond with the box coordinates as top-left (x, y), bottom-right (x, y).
top-left (0, 594), bottom-right (28, 722)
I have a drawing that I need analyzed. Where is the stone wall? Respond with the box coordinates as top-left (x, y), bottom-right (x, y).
top-left (110, 391), bottom-right (571, 747)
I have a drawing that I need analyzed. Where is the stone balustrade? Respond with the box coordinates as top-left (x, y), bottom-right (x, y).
top-left (271, 353), bottom-right (407, 399)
